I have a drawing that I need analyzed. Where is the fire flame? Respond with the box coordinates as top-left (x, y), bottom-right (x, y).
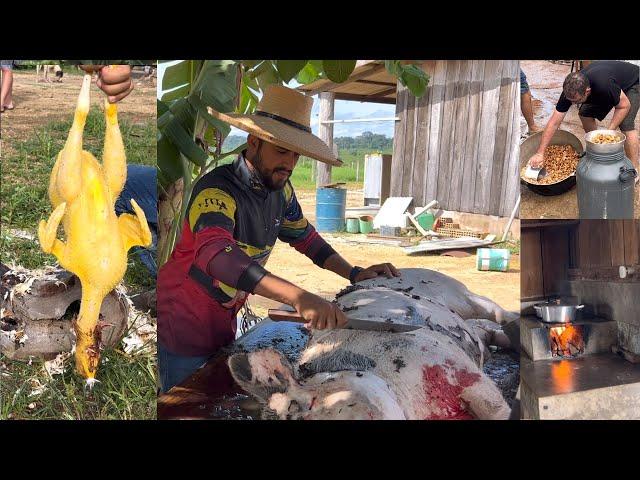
top-left (549, 324), bottom-right (584, 357)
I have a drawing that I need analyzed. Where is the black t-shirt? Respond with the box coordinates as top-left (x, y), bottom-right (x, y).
top-left (556, 61), bottom-right (640, 113)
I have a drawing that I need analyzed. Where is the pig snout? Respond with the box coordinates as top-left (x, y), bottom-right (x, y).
top-left (228, 349), bottom-right (406, 420)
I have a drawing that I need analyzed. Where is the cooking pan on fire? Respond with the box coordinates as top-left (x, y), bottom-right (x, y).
top-left (520, 130), bottom-right (584, 196)
top-left (534, 300), bottom-right (584, 323)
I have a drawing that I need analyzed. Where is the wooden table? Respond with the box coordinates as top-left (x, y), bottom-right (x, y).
top-left (157, 353), bottom-right (252, 420)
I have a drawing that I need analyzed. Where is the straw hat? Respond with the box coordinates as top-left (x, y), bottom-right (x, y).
top-left (208, 84), bottom-right (342, 166)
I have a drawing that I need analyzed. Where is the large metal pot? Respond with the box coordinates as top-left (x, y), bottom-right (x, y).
top-left (520, 129), bottom-right (584, 196)
top-left (534, 301), bottom-right (584, 323)
top-left (585, 129), bottom-right (626, 155)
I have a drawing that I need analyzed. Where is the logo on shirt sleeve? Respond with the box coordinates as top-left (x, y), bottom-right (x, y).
top-left (188, 188), bottom-right (237, 230)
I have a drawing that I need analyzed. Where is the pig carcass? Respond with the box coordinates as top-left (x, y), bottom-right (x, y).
top-left (355, 268), bottom-right (518, 325)
top-left (228, 275), bottom-right (512, 420)
top-left (229, 327), bottom-right (509, 420)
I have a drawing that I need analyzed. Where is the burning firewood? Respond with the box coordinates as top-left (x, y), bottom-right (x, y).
top-left (549, 324), bottom-right (585, 358)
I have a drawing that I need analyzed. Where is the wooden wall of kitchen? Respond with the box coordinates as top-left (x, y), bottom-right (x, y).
top-left (522, 220), bottom-right (640, 301)
top-left (521, 221), bottom-right (576, 301)
top-left (391, 60), bottom-right (520, 217)
top-left (575, 220), bottom-right (640, 268)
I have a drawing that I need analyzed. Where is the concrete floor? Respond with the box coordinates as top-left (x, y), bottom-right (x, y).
top-left (520, 353), bottom-right (640, 419)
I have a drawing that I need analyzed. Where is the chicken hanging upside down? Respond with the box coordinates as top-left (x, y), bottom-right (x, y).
top-left (38, 73), bottom-right (152, 385)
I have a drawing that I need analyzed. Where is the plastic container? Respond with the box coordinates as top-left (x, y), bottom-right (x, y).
top-left (380, 226), bottom-right (401, 236)
top-left (316, 187), bottom-right (347, 232)
top-left (346, 217), bottom-right (360, 233)
top-left (476, 248), bottom-right (510, 272)
top-left (416, 210), bottom-right (436, 231)
top-left (359, 215), bottom-right (374, 234)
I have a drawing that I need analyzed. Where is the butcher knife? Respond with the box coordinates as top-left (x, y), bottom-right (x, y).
top-left (268, 308), bottom-right (421, 333)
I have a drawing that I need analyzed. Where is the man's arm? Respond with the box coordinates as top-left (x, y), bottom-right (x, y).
top-left (322, 251), bottom-right (399, 282)
top-left (609, 89), bottom-right (631, 131)
top-left (253, 273), bottom-right (347, 330)
top-left (189, 184), bottom-right (346, 330)
top-left (529, 109), bottom-right (566, 167)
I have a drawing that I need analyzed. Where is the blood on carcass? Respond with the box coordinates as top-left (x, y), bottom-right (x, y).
top-left (422, 363), bottom-right (480, 420)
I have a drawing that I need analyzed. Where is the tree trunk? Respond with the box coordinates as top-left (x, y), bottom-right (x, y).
top-left (157, 177), bottom-right (184, 265)
top-left (0, 265), bottom-right (128, 360)
top-left (316, 92), bottom-right (335, 188)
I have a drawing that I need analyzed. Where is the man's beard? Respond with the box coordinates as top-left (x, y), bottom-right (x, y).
top-left (251, 148), bottom-right (291, 191)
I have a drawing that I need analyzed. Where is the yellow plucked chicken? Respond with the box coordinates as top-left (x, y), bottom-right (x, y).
top-left (38, 73), bottom-right (152, 386)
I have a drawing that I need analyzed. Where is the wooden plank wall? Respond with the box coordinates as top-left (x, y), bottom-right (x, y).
top-left (391, 60), bottom-right (520, 217)
top-left (521, 224), bottom-right (573, 300)
top-left (576, 220), bottom-right (640, 268)
top-left (521, 220), bottom-right (640, 300)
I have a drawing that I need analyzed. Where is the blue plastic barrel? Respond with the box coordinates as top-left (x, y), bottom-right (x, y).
top-left (316, 187), bottom-right (347, 232)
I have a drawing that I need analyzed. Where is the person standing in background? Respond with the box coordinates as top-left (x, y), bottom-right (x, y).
top-left (1, 60), bottom-right (15, 113)
top-left (520, 68), bottom-right (540, 135)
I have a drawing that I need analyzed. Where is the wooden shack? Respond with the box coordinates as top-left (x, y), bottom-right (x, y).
top-left (298, 60), bottom-right (521, 219)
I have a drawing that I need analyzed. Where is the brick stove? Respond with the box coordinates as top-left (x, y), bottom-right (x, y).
top-left (521, 315), bottom-right (617, 362)
top-left (520, 312), bottom-right (640, 419)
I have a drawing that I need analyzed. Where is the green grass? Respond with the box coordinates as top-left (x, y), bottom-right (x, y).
top-left (0, 330), bottom-right (157, 420)
top-left (15, 64), bottom-right (98, 76)
top-left (1, 109), bottom-right (156, 255)
top-left (123, 254), bottom-right (156, 295)
top-left (0, 107), bottom-right (157, 420)
top-left (492, 240), bottom-right (521, 255)
top-left (219, 149), bottom-right (392, 190)
top-left (290, 151), bottom-right (375, 190)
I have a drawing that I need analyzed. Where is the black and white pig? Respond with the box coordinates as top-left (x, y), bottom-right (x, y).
top-left (356, 267), bottom-right (519, 325)
top-left (228, 269), bottom-right (514, 420)
top-left (228, 326), bottom-right (509, 420)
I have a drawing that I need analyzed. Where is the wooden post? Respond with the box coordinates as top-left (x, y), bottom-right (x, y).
top-left (316, 92), bottom-right (335, 188)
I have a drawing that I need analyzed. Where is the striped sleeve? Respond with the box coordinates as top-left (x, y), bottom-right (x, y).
top-left (188, 187), bottom-right (267, 293)
top-left (188, 187), bottom-right (236, 234)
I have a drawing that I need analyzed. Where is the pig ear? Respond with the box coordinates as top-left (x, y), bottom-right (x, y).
top-left (228, 349), bottom-right (298, 403)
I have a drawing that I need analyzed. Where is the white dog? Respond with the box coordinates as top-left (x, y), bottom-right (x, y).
top-left (36, 64), bottom-right (63, 83)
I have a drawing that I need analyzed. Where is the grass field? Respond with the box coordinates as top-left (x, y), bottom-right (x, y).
top-left (0, 104), bottom-right (157, 420)
top-left (291, 150), bottom-right (385, 189)
top-left (219, 149), bottom-right (391, 190)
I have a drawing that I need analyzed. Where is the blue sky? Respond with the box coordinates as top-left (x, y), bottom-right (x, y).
top-left (157, 61), bottom-right (395, 138)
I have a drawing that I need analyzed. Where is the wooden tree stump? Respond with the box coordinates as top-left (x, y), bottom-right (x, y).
top-left (0, 264), bottom-right (128, 360)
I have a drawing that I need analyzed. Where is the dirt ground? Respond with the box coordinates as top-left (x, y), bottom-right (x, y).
top-left (250, 187), bottom-right (520, 316)
top-left (520, 60), bottom-right (640, 219)
top-left (1, 69), bottom-right (156, 153)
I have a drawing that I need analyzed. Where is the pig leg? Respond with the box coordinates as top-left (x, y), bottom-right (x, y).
top-left (467, 319), bottom-right (512, 350)
top-left (465, 293), bottom-right (519, 325)
top-left (460, 374), bottom-right (511, 420)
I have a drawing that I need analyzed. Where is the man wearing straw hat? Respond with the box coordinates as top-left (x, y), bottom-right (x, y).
top-left (158, 84), bottom-right (400, 392)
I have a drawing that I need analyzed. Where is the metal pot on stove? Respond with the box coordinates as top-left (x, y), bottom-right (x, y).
top-left (534, 299), bottom-right (584, 323)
